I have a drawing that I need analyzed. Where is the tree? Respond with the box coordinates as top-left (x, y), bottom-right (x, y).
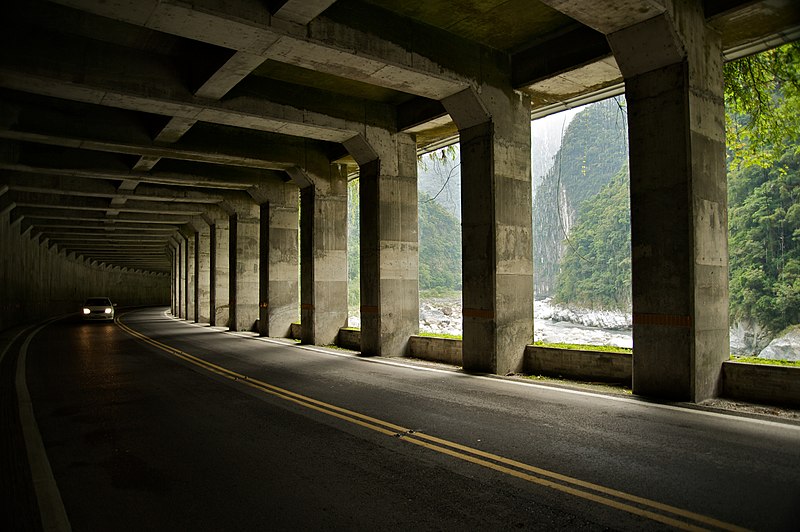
top-left (728, 147), bottom-right (800, 333)
top-left (553, 166), bottom-right (631, 310)
top-left (418, 192), bottom-right (461, 292)
top-left (724, 42), bottom-right (800, 170)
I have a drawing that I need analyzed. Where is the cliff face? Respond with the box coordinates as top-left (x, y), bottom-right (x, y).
top-left (533, 98), bottom-right (629, 298)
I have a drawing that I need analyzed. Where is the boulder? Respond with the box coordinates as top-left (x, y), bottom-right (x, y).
top-left (758, 326), bottom-right (800, 361)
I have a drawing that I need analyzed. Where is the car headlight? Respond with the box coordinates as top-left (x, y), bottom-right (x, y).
top-left (83, 308), bottom-right (90, 315)
top-left (104, 308), bottom-right (112, 314)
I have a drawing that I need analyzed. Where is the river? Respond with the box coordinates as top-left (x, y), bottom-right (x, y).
top-left (349, 296), bottom-right (633, 349)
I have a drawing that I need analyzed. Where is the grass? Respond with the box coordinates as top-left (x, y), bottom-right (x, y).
top-left (532, 341), bottom-right (632, 354)
top-left (729, 356), bottom-right (800, 367)
top-left (418, 331), bottom-right (462, 340)
top-left (415, 336), bottom-right (633, 353)
top-left (419, 288), bottom-right (461, 299)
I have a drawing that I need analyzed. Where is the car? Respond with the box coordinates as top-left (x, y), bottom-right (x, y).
top-left (81, 297), bottom-right (116, 321)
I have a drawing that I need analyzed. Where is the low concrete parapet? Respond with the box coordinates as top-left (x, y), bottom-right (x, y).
top-left (523, 345), bottom-right (632, 384)
top-left (337, 328), bottom-right (361, 351)
top-left (407, 336), bottom-right (463, 365)
top-left (722, 361), bottom-right (800, 408)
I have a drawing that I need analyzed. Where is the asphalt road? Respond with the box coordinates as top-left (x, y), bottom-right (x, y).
top-left (9, 307), bottom-right (800, 530)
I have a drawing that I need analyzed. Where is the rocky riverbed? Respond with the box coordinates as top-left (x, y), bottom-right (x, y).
top-left (348, 296), bottom-right (799, 360)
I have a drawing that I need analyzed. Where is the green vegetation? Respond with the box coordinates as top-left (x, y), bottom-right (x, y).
top-left (724, 42), bottom-right (800, 171)
top-left (418, 331), bottom-right (462, 340)
top-left (418, 191), bottom-right (461, 292)
top-left (729, 356), bottom-right (800, 367)
top-left (545, 43), bottom-right (800, 343)
top-left (553, 166), bottom-right (631, 310)
top-left (728, 147), bottom-right (800, 333)
top-left (725, 43), bottom-right (800, 335)
top-left (533, 97), bottom-right (629, 298)
top-left (532, 341), bottom-right (631, 354)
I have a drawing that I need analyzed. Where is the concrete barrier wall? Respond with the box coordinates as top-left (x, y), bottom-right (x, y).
top-left (407, 336), bottom-right (463, 365)
top-left (722, 361), bottom-right (800, 408)
top-left (337, 328), bottom-right (361, 351)
top-left (523, 346), bottom-right (632, 384)
top-left (1, 214), bottom-right (170, 331)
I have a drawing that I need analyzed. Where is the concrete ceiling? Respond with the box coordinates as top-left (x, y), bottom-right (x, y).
top-left (1, 0), bottom-right (798, 274)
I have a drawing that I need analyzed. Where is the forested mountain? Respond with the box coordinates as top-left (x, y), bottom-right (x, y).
top-left (548, 42), bottom-right (800, 340)
top-left (554, 166), bottom-right (631, 309)
top-left (729, 146), bottom-right (800, 333)
top-left (725, 42), bottom-right (800, 338)
top-left (533, 98), bottom-right (628, 298)
top-left (418, 192), bottom-right (461, 293)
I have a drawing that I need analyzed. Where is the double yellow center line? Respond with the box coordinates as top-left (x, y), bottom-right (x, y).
top-left (117, 317), bottom-right (747, 532)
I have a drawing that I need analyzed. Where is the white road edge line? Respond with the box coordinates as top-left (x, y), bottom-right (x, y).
top-left (16, 320), bottom-right (72, 532)
top-left (0, 326), bottom-right (31, 366)
top-left (160, 310), bottom-right (800, 432)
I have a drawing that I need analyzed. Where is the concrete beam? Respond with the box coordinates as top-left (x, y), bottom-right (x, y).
top-left (8, 191), bottom-right (209, 216)
top-left (0, 127), bottom-right (297, 172)
top-left (2, 174), bottom-right (225, 204)
top-left (14, 208), bottom-right (190, 225)
top-left (0, 37), bottom-right (372, 143)
top-left (50, 0), bottom-right (468, 100)
top-left (0, 158), bottom-right (280, 191)
top-left (271, 0), bottom-right (337, 25)
top-left (540, 0), bottom-right (666, 35)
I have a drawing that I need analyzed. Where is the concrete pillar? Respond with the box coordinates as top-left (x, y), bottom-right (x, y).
top-left (177, 236), bottom-right (186, 318)
top-left (196, 230), bottom-right (210, 322)
top-left (183, 229), bottom-right (196, 322)
top-left (195, 221), bottom-right (211, 323)
top-left (442, 87), bottom-right (534, 375)
top-left (168, 244), bottom-right (174, 315)
top-left (346, 131), bottom-right (419, 357)
top-left (227, 200), bottom-right (260, 332)
top-left (256, 182), bottom-right (300, 337)
top-left (297, 161), bottom-right (348, 346)
top-left (170, 240), bottom-right (179, 316)
top-left (206, 215), bottom-right (230, 327)
top-left (608, 1), bottom-right (729, 401)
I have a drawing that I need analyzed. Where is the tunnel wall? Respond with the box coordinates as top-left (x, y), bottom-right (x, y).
top-left (0, 215), bottom-right (170, 331)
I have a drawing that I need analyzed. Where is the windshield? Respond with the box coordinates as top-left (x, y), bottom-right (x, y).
top-left (84, 298), bottom-right (111, 306)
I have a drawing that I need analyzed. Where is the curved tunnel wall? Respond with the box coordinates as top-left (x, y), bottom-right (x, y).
top-left (0, 214), bottom-right (170, 331)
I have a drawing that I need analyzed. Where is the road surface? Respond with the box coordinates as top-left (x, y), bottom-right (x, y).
top-left (4, 307), bottom-right (800, 530)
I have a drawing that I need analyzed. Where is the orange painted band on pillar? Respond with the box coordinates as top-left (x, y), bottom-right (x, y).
top-left (463, 308), bottom-right (494, 319)
top-left (632, 313), bottom-right (692, 328)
